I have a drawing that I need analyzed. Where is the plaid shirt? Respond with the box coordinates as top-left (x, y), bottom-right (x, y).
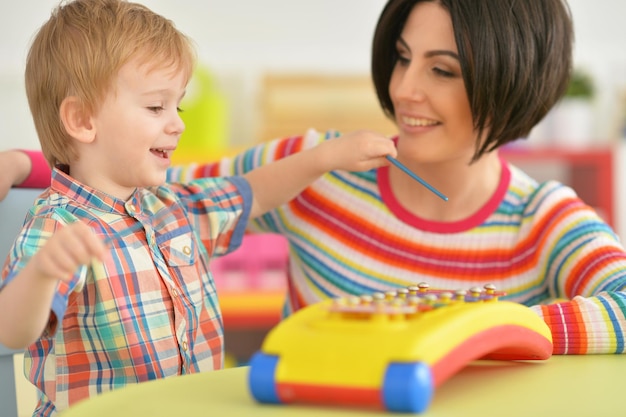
top-left (1, 168), bottom-right (251, 416)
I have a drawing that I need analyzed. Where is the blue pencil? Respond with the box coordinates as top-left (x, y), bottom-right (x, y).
top-left (385, 155), bottom-right (448, 202)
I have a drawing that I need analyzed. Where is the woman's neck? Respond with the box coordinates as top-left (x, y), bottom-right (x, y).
top-left (386, 151), bottom-right (502, 223)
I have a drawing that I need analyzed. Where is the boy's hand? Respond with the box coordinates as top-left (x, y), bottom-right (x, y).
top-left (244, 129), bottom-right (397, 218)
top-left (31, 222), bottom-right (107, 283)
top-left (0, 221), bottom-right (106, 349)
top-left (316, 130), bottom-right (397, 172)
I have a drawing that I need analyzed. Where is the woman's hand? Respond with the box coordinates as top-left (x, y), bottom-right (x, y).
top-left (0, 150), bottom-right (32, 201)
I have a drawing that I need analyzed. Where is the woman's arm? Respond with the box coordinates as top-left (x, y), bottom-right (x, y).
top-left (531, 291), bottom-right (626, 354)
top-left (527, 183), bottom-right (626, 354)
top-left (0, 149), bottom-right (51, 201)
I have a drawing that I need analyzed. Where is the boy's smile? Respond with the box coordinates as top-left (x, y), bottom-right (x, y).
top-left (150, 147), bottom-right (175, 160)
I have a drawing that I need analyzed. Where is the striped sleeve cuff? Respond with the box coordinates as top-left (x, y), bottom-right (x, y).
top-left (18, 149), bottom-right (51, 188)
top-left (531, 293), bottom-right (626, 355)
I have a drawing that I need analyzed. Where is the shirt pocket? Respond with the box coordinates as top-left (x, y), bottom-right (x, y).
top-left (160, 233), bottom-right (196, 268)
top-left (159, 231), bottom-right (217, 313)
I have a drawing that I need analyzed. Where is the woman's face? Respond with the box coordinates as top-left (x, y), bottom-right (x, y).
top-left (389, 1), bottom-right (476, 164)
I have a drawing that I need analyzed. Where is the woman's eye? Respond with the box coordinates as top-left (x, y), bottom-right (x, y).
top-left (433, 67), bottom-right (454, 77)
top-left (396, 55), bottom-right (410, 66)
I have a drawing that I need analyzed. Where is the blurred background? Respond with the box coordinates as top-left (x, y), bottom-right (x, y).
top-left (1, 0), bottom-right (625, 152)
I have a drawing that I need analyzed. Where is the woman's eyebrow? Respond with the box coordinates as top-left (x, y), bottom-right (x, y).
top-left (397, 37), bottom-right (459, 61)
top-left (425, 50), bottom-right (460, 61)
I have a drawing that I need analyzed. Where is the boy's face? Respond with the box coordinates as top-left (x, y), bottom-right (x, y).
top-left (77, 57), bottom-right (187, 199)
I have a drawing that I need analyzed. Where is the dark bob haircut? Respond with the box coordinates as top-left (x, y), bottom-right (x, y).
top-left (371, 0), bottom-right (574, 161)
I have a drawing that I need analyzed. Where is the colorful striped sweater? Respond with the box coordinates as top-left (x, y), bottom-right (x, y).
top-left (172, 130), bottom-right (626, 355)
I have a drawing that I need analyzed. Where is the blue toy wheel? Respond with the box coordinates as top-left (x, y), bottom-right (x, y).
top-left (382, 362), bottom-right (433, 413)
top-left (247, 352), bottom-right (281, 404)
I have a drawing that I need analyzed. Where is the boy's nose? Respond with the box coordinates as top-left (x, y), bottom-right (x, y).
top-left (168, 112), bottom-right (186, 135)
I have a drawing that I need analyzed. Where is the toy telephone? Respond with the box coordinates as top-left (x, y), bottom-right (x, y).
top-left (247, 283), bottom-right (553, 413)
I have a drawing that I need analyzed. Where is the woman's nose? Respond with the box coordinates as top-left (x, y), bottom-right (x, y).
top-left (393, 69), bottom-right (427, 102)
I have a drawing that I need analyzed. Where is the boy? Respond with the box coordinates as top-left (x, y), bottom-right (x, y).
top-left (0, 0), bottom-right (396, 415)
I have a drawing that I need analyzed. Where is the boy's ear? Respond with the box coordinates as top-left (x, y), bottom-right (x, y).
top-left (59, 96), bottom-right (96, 144)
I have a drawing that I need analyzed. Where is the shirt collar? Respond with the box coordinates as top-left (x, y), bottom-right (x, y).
top-left (50, 167), bottom-right (137, 214)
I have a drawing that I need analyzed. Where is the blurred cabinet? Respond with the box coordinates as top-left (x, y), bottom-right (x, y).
top-left (212, 234), bottom-right (288, 365)
top-left (213, 233), bottom-right (288, 329)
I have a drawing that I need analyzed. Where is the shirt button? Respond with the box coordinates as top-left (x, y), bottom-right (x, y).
top-left (150, 235), bottom-right (156, 246)
top-left (182, 245), bottom-right (191, 255)
top-left (172, 288), bottom-right (179, 298)
top-left (182, 340), bottom-right (188, 351)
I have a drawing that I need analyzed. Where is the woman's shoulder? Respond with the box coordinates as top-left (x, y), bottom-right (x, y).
top-left (503, 162), bottom-right (604, 226)
top-left (506, 162), bottom-right (578, 203)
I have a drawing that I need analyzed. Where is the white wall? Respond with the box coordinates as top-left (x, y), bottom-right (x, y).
top-left (1, 0), bottom-right (625, 152)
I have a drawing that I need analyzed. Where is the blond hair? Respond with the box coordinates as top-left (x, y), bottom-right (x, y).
top-left (25, 0), bottom-right (197, 167)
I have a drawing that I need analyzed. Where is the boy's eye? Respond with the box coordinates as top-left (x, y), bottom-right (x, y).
top-left (177, 107), bottom-right (184, 113)
top-left (148, 106), bottom-right (164, 113)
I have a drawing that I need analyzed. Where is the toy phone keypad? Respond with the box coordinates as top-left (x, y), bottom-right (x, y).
top-left (248, 283), bottom-right (553, 413)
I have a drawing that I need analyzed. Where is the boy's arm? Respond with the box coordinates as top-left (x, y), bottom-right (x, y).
top-left (243, 130), bottom-right (396, 218)
top-left (0, 221), bottom-right (106, 349)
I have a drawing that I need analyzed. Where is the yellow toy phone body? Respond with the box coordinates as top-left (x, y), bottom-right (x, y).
top-left (248, 283), bottom-right (552, 413)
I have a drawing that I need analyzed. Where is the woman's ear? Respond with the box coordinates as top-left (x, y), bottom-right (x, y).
top-left (59, 96), bottom-right (96, 144)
